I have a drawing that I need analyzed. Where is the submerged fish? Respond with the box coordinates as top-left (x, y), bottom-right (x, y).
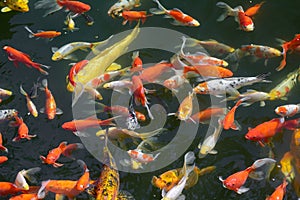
top-left (108, 0), bottom-right (141, 18)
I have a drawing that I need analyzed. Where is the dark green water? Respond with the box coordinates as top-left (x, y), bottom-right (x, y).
top-left (1, 0), bottom-right (300, 199)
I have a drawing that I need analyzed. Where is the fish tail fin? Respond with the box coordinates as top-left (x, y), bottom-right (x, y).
top-left (24, 26), bottom-right (35, 38)
top-left (37, 180), bottom-right (50, 199)
top-left (39, 155), bottom-right (47, 163)
top-left (216, 2), bottom-right (235, 22)
top-left (59, 141), bottom-right (68, 150)
top-left (77, 159), bottom-right (89, 172)
top-left (251, 158), bottom-right (276, 170)
top-left (140, 128), bottom-right (165, 139)
top-left (132, 51), bottom-right (139, 60)
top-left (72, 82), bottom-right (84, 107)
top-left (256, 72), bottom-right (272, 83)
top-left (34, 0), bottom-right (62, 17)
top-left (91, 35), bottom-right (114, 54)
top-left (183, 37), bottom-right (200, 48)
top-left (41, 79), bottom-right (48, 88)
top-left (0, 145), bottom-right (8, 153)
top-left (19, 84), bottom-right (28, 97)
top-left (145, 104), bottom-right (154, 119)
top-left (276, 43), bottom-right (289, 71)
top-left (62, 143), bottom-right (84, 157)
top-left (21, 167), bottom-right (41, 184)
top-left (149, 0), bottom-right (167, 15)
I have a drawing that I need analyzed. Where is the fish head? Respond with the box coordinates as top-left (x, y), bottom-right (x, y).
top-left (163, 79), bottom-right (176, 89)
top-left (188, 19), bottom-right (200, 27)
top-left (275, 106), bottom-right (287, 117)
top-left (245, 128), bottom-right (261, 141)
top-left (52, 52), bottom-right (63, 61)
top-left (238, 13), bottom-right (254, 32)
top-left (199, 145), bottom-right (210, 158)
top-left (269, 48), bottom-right (282, 57)
top-left (193, 84), bottom-right (208, 94)
top-left (6, 0), bottom-right (29, 12)
top-left (152, 170), bottom-right (179, 191)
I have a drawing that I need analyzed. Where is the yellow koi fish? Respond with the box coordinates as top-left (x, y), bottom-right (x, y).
top-left (0, 0), bottom-right (29, 12)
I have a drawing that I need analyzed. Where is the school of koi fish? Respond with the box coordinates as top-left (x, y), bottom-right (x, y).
top-left (1, 0), bottom-right (300, 199)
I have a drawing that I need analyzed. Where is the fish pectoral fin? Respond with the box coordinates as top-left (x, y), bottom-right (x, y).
top-left (170, 20), bottom-right (184, 26)
top-left (177, 194), bottom-right (186, 200)
top-left (163, 15), bottom-right (172, 18)
top-left (56, 108), bottom-right (63, 115)
top-left (260, 101), bottom-right (266, 107)
top-left (73, 131), bottom-right (89, 137)
top-left (209, 149), bottom-right (218, 154)
top-left (51, 47), bottom-right (58, 53)
top-left (79, 47), bottom-right (89, 52)
top-left (237, 186), bottom-right (250, 194)
top-left (39, 107), bottom-right (45, 113)
top-left (53, 162), bottom-right (64, 168)
top-left (231, 120), bottom-right (241, 131)
top-left (149, 8), bottom-right (165, 15)
top-left (64, 54), bottom-right (78, 61)
top-left (1, 7), bottom-right (12, 12)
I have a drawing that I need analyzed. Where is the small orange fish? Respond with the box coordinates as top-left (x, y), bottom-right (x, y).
top-left (0, 182), bottom-right (24, 196)
top-left (222, 99), bottom-right (243, 130)
top-left (40, 79), bottom-right (63, 120)
top-left (9, 193), bottom-right (40, 200)
top-left (3, 46), bottom-right (50, 75)
top-left (11, 114), bottom-right (36, 142)
top-left (0, 133), bottom-right (8, 152)
top-left (131, 51), bottom-right (143, 72)
top-left (40, 141), bottom-right (67, 167)
top-left (56, 0), bottom-right (91, 14)
top-left (121, 10), bottom-right (152, 25)
top-left (219, 158), bottom-right (276, 194)
top-left (24, 26), bottom-right (61, 39)
top-left (244, 1), bottom-right (265, 17)
top-left (266, 178), bottom-right (288, 200)
top-left (183, 65), bottom-right (233, 78)
top-left (189, 107), bottom-right (227, 124)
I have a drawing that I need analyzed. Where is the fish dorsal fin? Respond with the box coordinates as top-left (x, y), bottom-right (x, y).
top-left (37, 30), bottom-right (44, 33)
top-left (1, 7), bottom-right (12, 12)
top-left (173, 8), bottom-right (184, 13)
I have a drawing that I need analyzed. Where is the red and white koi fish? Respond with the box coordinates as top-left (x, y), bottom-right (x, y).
top-left (20, 84), bottom-right (38, 117)
top-left (3, 46), bottom-right (50, 75)
top-left (150, 0), bottom-right (200, 27)
top-left (127, 149), bottom-right (160, 164)
top-left (10, 114), bottom-right (36, 142)
top-left (24, 26), bottom-right (61, 40)
top-left (40, 79), bottom-right (63, 120)
top-left (219, 158), bottom-right (276, 194)
top-left (275, 103), bottom-right (300, 117)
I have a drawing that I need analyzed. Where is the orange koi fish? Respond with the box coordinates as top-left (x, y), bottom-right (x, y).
top-left (189, 107), bottom-right (227, 124)
top-left (40, 79), bottom-right (63, 120)
top-left (127, 149), bottom-right (160, 164)
top-left (68, 60), bottom-right (89, 87)
top-left (37, 160), bottom-right (89, 199)
top-left (245, 117), bottom-right (285, 147)
top-left (277, 34), bottom-right (300, 71)
top-left (131, 75), bottom-right (154, 119)
top-left (0, 133), bottom-right (8, 152)
top-left (3, 46), bottom-right (50, 75)
top-left (150, 0), bottom-right (200, 26)
top-left (219, 158), bottom-right (276, 194)
top-left (10, 114), bottom-right (36, 142)
top-left (216, 2), bottom-right (254, 32)
top-left (121, 10), bottom-right (152, 25)
top-left (222, 99), bottom-right (243, 131)
top-left (138, 61), bottom-right (173, 83)
top-left (20, 84), bottom-right (38, 117)
top-left (9, 193), bottom-right (40, 200)
top-left (275, 103), bottom-right (300, 117)
top-left (244, 1), bottom-right (265, 17)
top-left (24, 26), bottom-right (61, 39)
top-left (131, 51), bottom-right (143, 72)
top-left (266, 178), bottom-right (288, 200)
top-left (183, 65), bottom-right (233, 78)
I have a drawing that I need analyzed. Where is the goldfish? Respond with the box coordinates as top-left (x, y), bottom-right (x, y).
top-left (131, 51), bottom-right (143, 72)
top-left (62, 116), bottom-right (117, 136)
top-left (183, 65), bottom-right (233, 78)
top-left (63, 13), bottom-right (79, 32)
top-left (225, 89), bottom-right (271, 107)
top-left (67, 60), bottom-right (89, 87)
top-left (216, 2), bottom-right (254, 32)
top-left (244, 1), bottom-right (265, 17)
top-left (121, 10), bottom-right (152, 25)
top-left (0, 0), bottom-right (28, 12)
top-left (222, 99), bottom-right (243, 130)
top-left (0, 133), bottom-right (7, 153)
top-left (219, 158), bottom-right (276, 194)
top-left (51, 39), bottom-right (112, 61)
top-left (3, 46), bottom-right (50, 75)
top-left (181, 37), bottom-right (235, 57)
top-left (37, 160), bottom-right (89, 199)
top-left (277, 34), bottom-right (300, 71)
top-left (40, 79), bottom-right (63, 120)
top-left (193, 73), bottom-right (271, 97)
top-left (127, 149), bottom-right (160, 164)
top-left (71, 23), bottom-right (140, 106)
top-left (245, 117), bottom-right (285, 147)
top-left (20, 84), bottom-right (38, 117)
top-left (34, 0), bottom-right (90, 17)
top-left (198, 118), bottom-right (223, 158)
top-left (0, 87), bottom-right (12, 103)
top-left (131, 75), bottom-right (154, 119)
top-left (189, 107), bottom-right (227, 124)
top-left (24, 26), bottom-right (61, 40)
top-left (138, 61), bottom-right (173, 83)
top-left (0, 109), bottom-right (18, 122)
top-left (108, 0), bottom-right (141, 18)
top-left (275, 103), bottom-right (300, 117)
top-left (10, 114), bottom-right (36, 142)
top-left (40, 141), bottom-right (66, 167)
top-left (268, 67), bottom-right (300, 101)
top-left (266, 178), bottom-right (288, 200)
top-left (150, 0), bottom-right (200, 27)
top-left (9, 193), bottom-right (41, 200)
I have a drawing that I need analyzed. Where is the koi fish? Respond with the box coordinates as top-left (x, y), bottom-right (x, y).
top-left (121, 10), bottom-right (152, 25)
top-left (34, 0), bottom-right (91, 17)
top-left (9, 193), bottom-right (41, 200)
top-left (193, 73), bottom-right (271, 97)
top-left (150, 0), bottom-right (200, 27)
top-left (225, 89), bottom-right (270, 107)
top-left (102, 79), bottom-right (133, 94)
top-left (163, 74), bottom-right (188, 93)
top-left (51, 39), bottom-right (112, 61)
top-left (245, 117), bottom-right (285, 147)
top-left (108, 0), bottom-right (141, 18)
top-left (3, 46), bottom-right (50, 75)
top-left (10, 114), bottom-right (36, 142)
top-left (275, 103), bottom-right (300, 117)
top-left (131, 51), bottom-right (143, 72)
top-left (222, 99), bottom-right (243, 130)
top-left (40, 79), bottom-right (63, 120)
top-left (280, 152), bottom-right (295, 182)
top-left (0, 133), bottom-right (7, 153)
top-left (266, 178), bottom-right (288, 200)
top-left (67, 60), bottom-right (89, 87)
top-left (138, 61), bottom-right (173, 83)
top-left (0, 109), bottom-right (18, 122)
top-left (189, 107), bottom-right (227, 124)
top-left (126, 102), bottom-right (140, 130)
top-left (182, 37), bottom-right (235, 57)
top-left (63, 13), bottom-right (79, 32)
top-left (198, 118), bottom-right (223, 158)
top-left (216, 2), bottom-right (254, 32)
top-left (219, 158), bottom-right (276, 194)
top-left (62, 116), bottom-right (117, 136)
top-left (171, 92), bottom-right (195, 122)
top-left (24, 26), bottom-right (61, 40)
top-left (277, 34), bottom-right (300, 71)
top-left (183, 65), bottom-right (233, 78)
top-left (0, 87), bottom-right (12, 103)
top-left (0, 0), bottom-right (29, 12)
top-left (20, 84), bottom-right (38, 117)
top-left (131, 75), bottom-right (154, 119)
top-left (244, 1), bottom-right (265, 17)
top-left (268, 67), bottom-right (300, 101)
top-left (37, 160), bottom-right (89, 199)
top-left (127, 149), bottom-right (160, 164)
